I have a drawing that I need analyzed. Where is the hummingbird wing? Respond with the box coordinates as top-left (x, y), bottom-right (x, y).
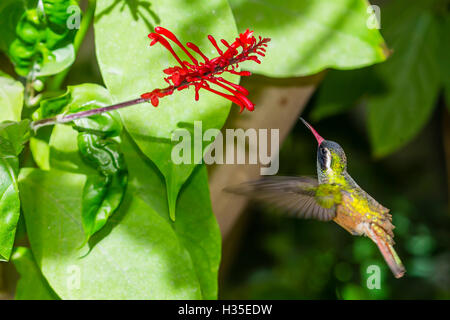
top-left (224, 176), bottom-right (337, 221)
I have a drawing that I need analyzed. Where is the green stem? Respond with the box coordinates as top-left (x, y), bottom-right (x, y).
top-left (48, 0), bottom-right (97, 91)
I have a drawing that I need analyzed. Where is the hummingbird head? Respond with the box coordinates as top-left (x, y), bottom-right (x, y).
top-left (300, 118), bottom-right (347, 177)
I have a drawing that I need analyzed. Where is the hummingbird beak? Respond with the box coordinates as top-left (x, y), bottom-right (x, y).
top-left (299, 117), bottom-right (324, 145)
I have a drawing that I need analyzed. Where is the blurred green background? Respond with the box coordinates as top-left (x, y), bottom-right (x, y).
top-left (221, 105), bottom-right (449, 300)
top-left (219, 0), bottom-right (450, 300)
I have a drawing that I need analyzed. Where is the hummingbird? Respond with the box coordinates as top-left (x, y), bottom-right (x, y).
top-left (225, 118), bottom-right (405, 278)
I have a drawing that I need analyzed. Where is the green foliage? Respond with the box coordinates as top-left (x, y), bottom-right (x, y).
top-left (0, 120), bottom-right (30, 261)
top-left (0, 73), bottom-right (29, 261)
top-left (0, 72), bottom-right (24, 122)
top-left (78, 135), bottom-right (127, 241)
top-left (0, 120), bottom-right (30, 158)
top-left (0, 0), bottom-right (29, 53)
top-left (310, 68), bottom-right (382, 121)
top-left (229, 0), bottom-right (388, 77)
top-left (19, 133), bottom-right (221, 299)
top-left (5, 0), bottom-right (435, 301)
top-left (311, 0), bottom-right (448, 157)
top-left (367, 1), bottom-right (441, 157)
top-left (43, 121), bottom-right (222, 298)
top-left (12, 247), bottom-right (59, 300)
top-left (94, 0), bottom-right (238, 220)
top-left (5, 0), bottom-right (79, 77)
top-left (29, 126), bottom-right (52, 170)
top-left (36, 84), bottom-right (128, 242)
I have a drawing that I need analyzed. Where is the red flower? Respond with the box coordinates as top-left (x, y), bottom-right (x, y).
top-left (140, 27), bottom-right (270, 112)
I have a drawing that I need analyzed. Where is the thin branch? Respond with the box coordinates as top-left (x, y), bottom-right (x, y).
top-left (31, 97), bottom-right (146, 131)
top-left (31, 30), bottom-right (270, 132)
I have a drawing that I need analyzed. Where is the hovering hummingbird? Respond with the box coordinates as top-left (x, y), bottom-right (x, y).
top-left (226, 118), bottom-right (405, 278)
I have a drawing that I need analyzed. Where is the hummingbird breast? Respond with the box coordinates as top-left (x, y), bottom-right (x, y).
top-left (328, 173), bottom-right (394, 240)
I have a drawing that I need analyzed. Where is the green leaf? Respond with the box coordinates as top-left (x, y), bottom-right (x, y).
top-left (37, 84), bottom-right (128, 241)
top-left (0, 120), bottom-right (30, 157)
top-left (11, 247), bottom-right (59, 300)
top-left (49, 124), bottom-right (98, 173)
top-left (0, 71), bottom-right (24, 122)
top-left (122, 135), bottom-right (221, 299)
top-left (0, 0), bottom-right (27, 53)
top-left (7, 1), bottom-right (78, 77)
top-left (368, 2), bottom-right (441, 157)
top-left (29, 126), bottom-right (52, 170)
top-left (77, 133), bottom-right (127, 241)
top-left (34, 44), bottom-right (76, 77)
top-left (94, 0), bottom-right (238, 219)
top-left (310, 67), bottom-right (383, 121)
top-left (19, 154), bottom-right (221, 299)
top-left (35, 129), bottom-right (221, 299)
top-left (0, 155), bottom-right (20, 262)
top-left (0, 122), bottom-right (28, 262)
top-left (37, 84), bottom-right (115, 173)
top-left (228, 0), bottom-right (388, 77)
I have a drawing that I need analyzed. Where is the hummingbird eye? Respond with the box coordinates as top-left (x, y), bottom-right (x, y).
top-left (318, 146), bottom-right (331, 170)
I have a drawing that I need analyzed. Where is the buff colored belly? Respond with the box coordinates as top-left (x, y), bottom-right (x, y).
top-left (333, 201), bottom-right (366, 236)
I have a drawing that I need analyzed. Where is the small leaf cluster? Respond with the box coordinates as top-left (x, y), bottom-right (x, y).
top-left (9, 0), bottom-right (79, 77)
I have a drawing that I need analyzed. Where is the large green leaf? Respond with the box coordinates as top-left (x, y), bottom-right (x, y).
top-left (5, 0), bottom-right (78, 77)
top-left (122, 135), bottom-right (221, 299)
top-left (0, 74), bottom-right (25, 261)
top-left (34, 45), bottom-right (76, 77)
top-left (94, 0), bottom-right (238, 219)
top-left (12, 247), bottom-right (59, 300)
top-left (19, 167), bottom-right (201, 299)
top-left (19, 134), bottom-right (221, 299)
top-left (310, 67), bottom-right (383, 121)
top-left (36, 83), bottom-right (128, 241)
top-left (0, 72), bottom-right (24, 122)
top-left (0, 155), bottom-right (20, 262)
top-left (228, 0), bottom-right (388, 77)
top-left (368, 2), bottom-right (441, 157)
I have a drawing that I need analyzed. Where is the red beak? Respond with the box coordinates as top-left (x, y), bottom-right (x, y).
top-left (300, 117), bottom-right (324, 145)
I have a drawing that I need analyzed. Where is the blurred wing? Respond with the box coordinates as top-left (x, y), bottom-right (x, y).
top-left (224, 176), bottom-right (336, 221)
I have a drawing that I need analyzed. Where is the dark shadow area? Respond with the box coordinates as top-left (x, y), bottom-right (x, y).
top-left (131, 131), bottom-right (173, 145)
top-left (221, 96), bottom-right (450, 299)
top-left (78, 185), bottom-right (134, 257)
top-left (95, 0), bottom-right (160, 32)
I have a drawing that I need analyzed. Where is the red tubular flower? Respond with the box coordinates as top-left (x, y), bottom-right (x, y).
top-left (140, 27), bottom-right (270, 112)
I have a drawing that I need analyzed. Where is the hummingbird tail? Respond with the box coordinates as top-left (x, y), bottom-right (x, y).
top-left (367, 225), bottom-right (406, 279)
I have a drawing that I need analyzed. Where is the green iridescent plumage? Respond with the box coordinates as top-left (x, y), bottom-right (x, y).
top-left (315, 184), bottom-right (342, 209)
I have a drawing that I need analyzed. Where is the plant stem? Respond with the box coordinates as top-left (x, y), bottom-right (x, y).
top-left (31, 97), bottom-right (148, 131)
top-left (48, 0), bottom-right (97, 91)
top-left (31, 31), bottom-right (269, 131)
